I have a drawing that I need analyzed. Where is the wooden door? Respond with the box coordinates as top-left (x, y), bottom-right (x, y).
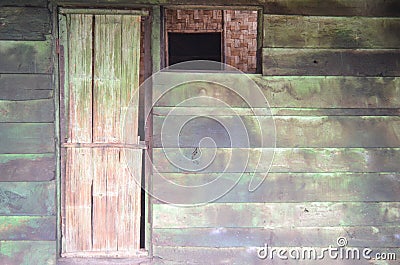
top-left (59, 10), bottom-right (145, 257)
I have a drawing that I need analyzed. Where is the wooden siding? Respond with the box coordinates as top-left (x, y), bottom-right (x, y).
top-left (0, 1), bottom-right (55, 264)
top-left (0, 241), bottom-right (56, 265)
top-left (152, 8), bottom-right (400, 265)
top-left (0, 1), bottom-right (398, 264)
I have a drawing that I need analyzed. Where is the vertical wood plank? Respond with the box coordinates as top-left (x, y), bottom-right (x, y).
top-left (65, 148), bottom-right (93, 252)
top-left (93, 15), bottom-right (122, 143)
top-left (121, 15), bottom-right (141, 145)
top-left (64, 14), bottom-right (94, 254)
top-left (91, 148), bottom-right (107, 251)
top-left (118, 15), bottom-right (142, 252)
top-left (118, 149), bottom-right (142, 251)
top-left (67, 14), bottom-right (93, 143)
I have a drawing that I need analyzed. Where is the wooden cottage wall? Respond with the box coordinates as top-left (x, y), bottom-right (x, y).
top-left (0, 0), bottom-right (399, 265)
top-left (151, 1), bottom-right (400, 264)
top-left (0, 0), bottom-right (57, 264)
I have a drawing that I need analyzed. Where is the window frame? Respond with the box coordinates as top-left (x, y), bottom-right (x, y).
top-left (161, 5), bottom-right (264, 74)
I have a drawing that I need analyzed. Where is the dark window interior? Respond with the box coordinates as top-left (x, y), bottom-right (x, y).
top-left (168, 32), bottom-right (222, 69)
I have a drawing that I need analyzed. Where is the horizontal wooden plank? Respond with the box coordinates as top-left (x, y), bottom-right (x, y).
top-left (262, 49), bottom-right (400, 76)
top-left (56, 0), bottom-right (400, 17)
top-left (0, 216), bottom-right (55, 240)
top-left (0, 181), bottom-right (56, 215)
top-left (0, 0), bottom-right (47, 7)
top-left (0, 241), bottom-right (56, 265)
top-left (0, 7), bottom-right (50, 40)
top-left (153, 116), bottom-right (400, 148)
top-left (154, 202), bottom-right (400, 228)
top-left (154, 74), bottom-right (400, 109)
top-left (56, 0), bottom-right (264, 7)
top-left (152, 173), bottom-right (400, 204)
top-left (0, 154), bottom-right (54, 182)
top-left (0, 74), bottom-right (52, 100)
top-left (153, 148), bottom-right (400, 173)
top-left (262, 0), bottom-right (400, 17)
top-left (0, 123), bottom-right (54, 153)
top-left (153, 226), bottom-right (400, 247)
top-left (252, 76), bottom-right (400, 109)
top-left (264, 15), bottom-right (400, 49)
top-left (0, 99), bottom-right (54, 122)
top-left (0, 39), bottom-right (52, 74)
top-left (154, 107), bottom-right (400, 116)
top-left (154, 246), bottom-right (400, 265)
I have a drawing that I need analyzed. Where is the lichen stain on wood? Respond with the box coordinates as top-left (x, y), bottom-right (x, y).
top-left (0, 181), bottom-right (56, 215)
top-left (153, 226), bottom-right (400, 248)
top-left (0, 99), bottom-right (54, 122)
top-left (0, 241), bottom-right (56, 265)
top-left (0, 123), bottom-right (55, 154)
top-left (154, 73), bottom-right (400, 108)
top-left (67, 13), bottom-right (93, 144)
top-left (153, 202), bottom-right (400, 228)
top-left (262, 48), bottom-right (400, 76)
top-left (0, 74), bottom-right (53, 101)
top-left (153, 148), bottom-right (400, 173)
top-left (153, 115), bottom-right (400, 148)
top-left (0, 39), bottom-right (52, 73)
top-left (0, 216), bottom-right (56, 240)
top-left (264, 15), bottom-right (400, 49)
top-left (0, 154), bottom-right (54, 182)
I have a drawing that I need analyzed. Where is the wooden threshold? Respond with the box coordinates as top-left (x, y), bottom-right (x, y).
top-left (57, 256), bottom-right (158, 265)
top-left (61, 249), bottom-right (148, 258)
top-left (59, 250), bottom-right (152, 264)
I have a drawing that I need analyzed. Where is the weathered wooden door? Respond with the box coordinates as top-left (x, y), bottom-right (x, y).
top-left (59, 10), bottom-right (145, 257)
